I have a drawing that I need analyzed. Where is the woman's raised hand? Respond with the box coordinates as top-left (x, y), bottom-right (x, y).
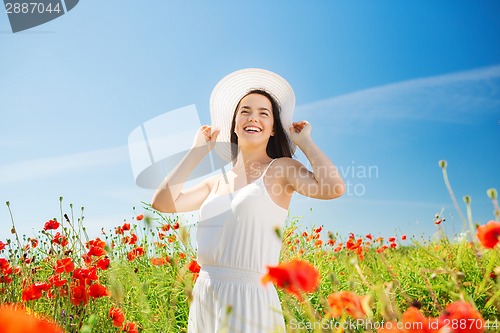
top-left (192, 125), bottom-right (220, 151)
top-left (289, 120), bottom-right (312, 146)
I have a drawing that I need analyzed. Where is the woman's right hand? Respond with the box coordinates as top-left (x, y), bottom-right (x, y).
top-left (192, 125), bottom-right (220, 151)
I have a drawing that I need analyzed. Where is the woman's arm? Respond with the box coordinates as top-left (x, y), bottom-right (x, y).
top-left (284, 121), bottom-right (345, 199)
top-left (151, 125), bottom-right (219, 213)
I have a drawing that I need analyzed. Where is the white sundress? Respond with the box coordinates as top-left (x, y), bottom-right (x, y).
top-left (188, 159), bottom-right (288, 333)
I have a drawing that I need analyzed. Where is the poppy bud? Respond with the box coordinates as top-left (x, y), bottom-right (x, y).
top-left (438, 160), bottom-right (447, 168)
top-left (463, 195), bottom-right (471, 204)
top-left (487, 188), bottom-right (497, 200)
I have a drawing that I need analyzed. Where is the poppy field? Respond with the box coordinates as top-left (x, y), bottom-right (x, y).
top-left (0, 161), bottom-right (499, 333)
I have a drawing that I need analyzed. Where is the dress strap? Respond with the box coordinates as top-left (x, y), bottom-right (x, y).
top-left (261, 159), bottom-right (277, 178)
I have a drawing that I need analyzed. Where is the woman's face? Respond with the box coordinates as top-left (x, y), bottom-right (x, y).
top-left (233, 93), bottom-right (275, 147)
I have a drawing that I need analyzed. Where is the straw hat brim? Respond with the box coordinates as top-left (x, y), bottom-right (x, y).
top-left (210, 68), bottom-right (296, 163)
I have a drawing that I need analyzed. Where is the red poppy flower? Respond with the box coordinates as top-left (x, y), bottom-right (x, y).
top-left (88, 283), bottom-right (109, 298)
top-left (123, 321), bottom-right (139, 333)
top-left (377, 245), bottom-right (388, 253)
top-left (262, 259), bottom-right (319, 301)
top-left (52, 232), bottom-right (68, 247)
top-left (314, 226), bottom-right (323, 233)
top-left (188, 259), bottom-right (201, 273)
top-left (161, 223), bottom-right (170, 232)
top-left (476, 220), bottom-right (500, 249)
top-left (327, 291), bottom-right (368, 319)
top-left (0, 304), bottom-right (64, 333)
top-left (172, 222), bottom-right (180, 230)
top-left (402, 234), bottom-right (407, 241)
top-left (127, 247), bottom-right (145, 261)
top-left (48, 274), bottom-right (67, 287)
top-left (97, 257), bottom-right (110, 270)
top-left (86, 238), bottom-right (106, 249)
top-left (88, 246), bottom-right (106, 257)
top-left (115, 226), bottom-right (124, 234)
top-left (54, 258), bottom-right (74, 274)
top-left (0, 240), bottom-right (6, 251)
top-left (401, 306), bottom-right (436, 333)
top-left (109, 307), bottom-right (125, 328)
top-left (28, 238), bottom-right (39, 248)
top-left (21, 284), bottom-right (43, 301)
top-left (136, 214), bottom-right (144, 221)
top-left (1, 258), bottom-right (11, 272)
top-left (70, 284), bottom-right (88, 306)
top-left (128, 233), bottom-right (138, 245)
top-left (438, 301), bottom-right (485, 333)
top-left (43, 219), bottom-right (60, 231)
top-left (73, 267), bottom-right (98, 282)
top-left (346, 238), bottom-right (363, 250)
top-left (151, 257), bottom-right (169, 266)
top-left (365, 234), bottom-right (373, 240)
top-left (122, 223), bottom-right (131, 231)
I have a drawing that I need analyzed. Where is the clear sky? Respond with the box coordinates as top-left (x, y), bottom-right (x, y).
top-left (1, 1), bottom-right (499, 244)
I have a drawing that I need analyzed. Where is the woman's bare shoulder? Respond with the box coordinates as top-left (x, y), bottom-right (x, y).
top-left (272, 157), bottom-right (303, 169)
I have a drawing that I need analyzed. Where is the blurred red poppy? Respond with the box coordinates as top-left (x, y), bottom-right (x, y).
top-left (127, 247), bottom-right (145, 261)
top-left (109, 307), bottom-right (125, 328)
top-left (476, 220), bottom-right (500, 249)
top-left (151, 257), bottom-right (169, 266)
top-left (123, 321), bottom-right (139, 333)
top-left (262, 259), bottom-right (319, 301)
top-left (0, 304), bottom-right (65, 333)
top-left (327, 291), bottom-right (368, 319)
top-left (438, 301), bottom-right (485, 333)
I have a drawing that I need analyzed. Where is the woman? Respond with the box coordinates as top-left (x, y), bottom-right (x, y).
top-left (152, 68), bottom-right (345, 332)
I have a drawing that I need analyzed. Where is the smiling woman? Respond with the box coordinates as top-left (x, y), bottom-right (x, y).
top-left (151, 68), bottom-right (345, 333)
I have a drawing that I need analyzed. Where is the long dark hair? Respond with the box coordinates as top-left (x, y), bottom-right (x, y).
top-left (229, 89), bottom-right (293, 163)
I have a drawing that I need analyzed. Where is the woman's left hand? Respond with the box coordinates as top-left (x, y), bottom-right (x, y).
top-left (289, 120), bottom-right (312, 146)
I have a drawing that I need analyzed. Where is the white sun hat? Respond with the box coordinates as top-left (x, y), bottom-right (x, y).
top-left (210, 68), bottom-right (296, 163)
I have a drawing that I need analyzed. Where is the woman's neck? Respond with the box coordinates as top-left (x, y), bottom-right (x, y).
top-left (233, 148), bottom-right (272, 171)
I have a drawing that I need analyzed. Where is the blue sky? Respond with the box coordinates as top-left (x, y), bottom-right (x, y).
top-left (0, 1), bottom-right (499, 244)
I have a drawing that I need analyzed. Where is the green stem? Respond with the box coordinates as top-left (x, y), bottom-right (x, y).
top-left (6, 202), bottom-right (22, 250)
top-left (440, 165), bottom-right (467, 231)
